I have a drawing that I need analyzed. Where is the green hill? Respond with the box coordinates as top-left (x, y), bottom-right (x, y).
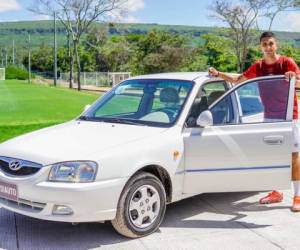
top-left (1, 20), bottom-right (300, 50)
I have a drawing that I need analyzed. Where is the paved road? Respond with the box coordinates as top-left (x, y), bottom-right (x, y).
top-left (1, 190), bottom-right (300, 250)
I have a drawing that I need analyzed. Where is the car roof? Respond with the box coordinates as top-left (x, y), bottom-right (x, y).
top-left (129, 72), bottom-right (210, 82)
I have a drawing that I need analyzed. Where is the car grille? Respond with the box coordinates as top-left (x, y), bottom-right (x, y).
top-left (0, 157), bottom-right (43, 177)
top-left (0, 197), bottom-right (46, 212)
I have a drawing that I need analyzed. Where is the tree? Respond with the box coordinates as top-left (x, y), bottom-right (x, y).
top-left (211, 0), bottom-right (268, 72)
top-left (210, 0), bottom-right (299, 72)
top-left (244, 46), bottom-right (262, 69)
top-left (264, 0), bottom-right (296, 30)
top-left (279, 43), bottom-right (300, 65)
top-left (131, 30), bottom-right (188, 74)
top-left (84, 25), bottom-right (109, 71)
top-left (100, 36), bottom-right (132, 72)
top-left (79, 46), bottom-right (96, 72)
top-left (202, 33), bottom-right (237, 72)
top-left (31, 0), bottom-right (128, 90)
top-left (57, 47), bottom-right (71, 73)
top-left (23, 43), bottom-right (53, 72)
top-left (180, 47), bottom-right (208, 72)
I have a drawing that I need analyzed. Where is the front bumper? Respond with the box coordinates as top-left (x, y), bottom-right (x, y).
top-left (0, 167), bottom-right (128, 223)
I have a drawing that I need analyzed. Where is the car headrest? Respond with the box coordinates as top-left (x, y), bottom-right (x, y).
top-left (208, 91), bottom-right (225, 105)
top-left (160, 87), bottom-right (179, 103)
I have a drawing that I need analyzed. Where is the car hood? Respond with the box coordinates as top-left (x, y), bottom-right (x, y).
top-left (0, 120), bottom-right (167, 165)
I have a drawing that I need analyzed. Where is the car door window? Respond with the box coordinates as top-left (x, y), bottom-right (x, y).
top-left (236, 78), bottom-right (290, 123)
top-left (236, 82), bottom-right (264, 116)
top-left (210, 77), bottom-right (291, 126)
top-left (210, 94), bottom-right (235, 125)
top-left (186, 81), bottom-right (228, 127)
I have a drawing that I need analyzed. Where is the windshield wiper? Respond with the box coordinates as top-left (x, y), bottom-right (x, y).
top-left (79, 116), bottom-right (146, 126)
top-left (78, 116), bottom-right (98, 121)
top-left (78, 116), bottom-right (88, 120)
top-left (101, 118), bottom-right (147, 126)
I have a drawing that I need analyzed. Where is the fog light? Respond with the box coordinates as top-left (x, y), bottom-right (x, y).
top-left (52, 205), bottom-right (73, 215)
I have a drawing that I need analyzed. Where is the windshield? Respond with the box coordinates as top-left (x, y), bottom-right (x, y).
top-left (81, 79), bottom-right (194, 127)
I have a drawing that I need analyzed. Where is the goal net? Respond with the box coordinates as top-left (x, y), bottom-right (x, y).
top-left (0, 68), bottom-right (5, 80)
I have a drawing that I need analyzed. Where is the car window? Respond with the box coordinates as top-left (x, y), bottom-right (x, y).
top-left (236, 78), bottom-right (290, 124)
top-left (84, 79), bottom-right (194, 127)
top-left (209, 78), bottom-right (291, 126)
top-left (210, 94), bottom-right (235, 125)
top-left (236, 82), bottom-right (264, 116)
top-left (202, 81), bottom-right (227, 106)
top-left (186, 81), bottom-right (228, 127)
top-left (96, 87), bottom-right (143, 116)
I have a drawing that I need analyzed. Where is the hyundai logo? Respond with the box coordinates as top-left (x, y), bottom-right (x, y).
top-left (8, 160), bottom-right (23, 171)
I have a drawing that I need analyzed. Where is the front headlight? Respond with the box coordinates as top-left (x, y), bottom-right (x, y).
top-left (48, 161), bottom-right (98, 183)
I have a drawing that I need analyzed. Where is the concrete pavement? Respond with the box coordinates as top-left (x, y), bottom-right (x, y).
top-left (1, 190), bottom-right (300, 250)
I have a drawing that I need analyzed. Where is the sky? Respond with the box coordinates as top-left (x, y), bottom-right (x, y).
top-left (1, 0), bottom-right (300, 32)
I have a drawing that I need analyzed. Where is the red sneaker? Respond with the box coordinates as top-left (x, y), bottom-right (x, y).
top-left (259, 191), bottom-right (283, 204)
top-left (292, 196), bottom-right (300, 212)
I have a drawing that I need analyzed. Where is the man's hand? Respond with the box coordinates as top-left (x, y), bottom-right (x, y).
top-left (208, 67), bottom-right (247, 84)
top-left (285, 71), bottom-right (296, 81)
top-left (208, 67), bottom-right (219, 77)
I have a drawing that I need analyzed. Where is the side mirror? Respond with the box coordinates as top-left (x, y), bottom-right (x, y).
top-left (196, 110), bottom-right (213, 127)
top-left (83, 104), bottom-right (91, 112)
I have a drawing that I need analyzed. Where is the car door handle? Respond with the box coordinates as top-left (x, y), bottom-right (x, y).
top-left (263, 136), bottom-right (284, 145)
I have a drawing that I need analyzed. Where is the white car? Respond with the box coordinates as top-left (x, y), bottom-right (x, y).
top-left (0, 72), bottom-right (295, 238)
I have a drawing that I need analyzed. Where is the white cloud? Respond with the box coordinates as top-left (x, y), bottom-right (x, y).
top-left (123, 0), bottom-right (145, 12)
top-left (284, 12), bottom-right (300, 32)
top-left (272, 12), bottom-right (300, 32)
top-left (0, 0), bottom-right (21, 12)
top-left (34, 14), bottom-right (51, 21)
top-left (108, 0), bottom-right (144, 23)
top-left (122, 15), bottom-right (140, 23)
top-left (0, 19), bottom-right (19, 22)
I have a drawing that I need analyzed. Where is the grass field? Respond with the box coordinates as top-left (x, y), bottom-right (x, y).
top-left (0, 80), bottom-right (99, 143)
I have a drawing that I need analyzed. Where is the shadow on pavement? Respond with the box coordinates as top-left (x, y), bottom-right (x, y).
top-left (162, 191), bottom-right (290, 229)
top-left (0, 192), bottom-right (290, 250)
top-left (0, 211), bottom-right (128, 250)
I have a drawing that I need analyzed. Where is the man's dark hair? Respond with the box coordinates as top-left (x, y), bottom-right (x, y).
top-left (260, 31), bottom-right (277, 42)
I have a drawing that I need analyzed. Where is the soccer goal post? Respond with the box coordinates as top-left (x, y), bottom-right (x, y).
top-left (0, 68), bottom-right (5, 81)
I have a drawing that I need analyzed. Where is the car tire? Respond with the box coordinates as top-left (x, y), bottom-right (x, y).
top-left (111, 172), bottom-right (166, 238)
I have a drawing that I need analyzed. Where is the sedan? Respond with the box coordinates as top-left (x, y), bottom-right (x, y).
top-left (0, 72), bottom-right (295, 238)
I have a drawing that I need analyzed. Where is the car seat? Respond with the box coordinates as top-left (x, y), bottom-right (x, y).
top-left (160, 87), bottom-right (180, 104)
top-left (186, 96), bottom-right (209, 127)
top-left (207, 90), bottom-right (225, 106)
top-left (159, 87), bottom-right (180, 121)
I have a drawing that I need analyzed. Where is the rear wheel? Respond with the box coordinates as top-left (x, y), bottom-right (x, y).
top-left (112, 172), bottom-right (166, 238)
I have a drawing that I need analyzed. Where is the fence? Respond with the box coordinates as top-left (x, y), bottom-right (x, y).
top-left (33, 71), bottom-right (56, 79)
top-left (0, 68), bottom-right (5, 80)
top-left (59, 72), bottom-right (131, 88)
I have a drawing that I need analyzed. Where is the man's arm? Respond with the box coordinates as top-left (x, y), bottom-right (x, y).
top-left (208, 67), bottom-right (248, 84)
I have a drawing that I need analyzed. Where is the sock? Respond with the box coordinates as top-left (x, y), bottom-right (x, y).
top-left (293, 181), bottom-right (300, 196)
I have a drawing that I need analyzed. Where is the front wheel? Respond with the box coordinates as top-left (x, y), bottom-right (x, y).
top-left (112, 172), bottom-right (166, 238)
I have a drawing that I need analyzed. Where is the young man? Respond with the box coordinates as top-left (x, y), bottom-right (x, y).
top-left (209, 31), bottom-right (300, 212)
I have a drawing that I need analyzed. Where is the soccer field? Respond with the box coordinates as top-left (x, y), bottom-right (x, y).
top-left (0, 80), bottom-right (99, 142)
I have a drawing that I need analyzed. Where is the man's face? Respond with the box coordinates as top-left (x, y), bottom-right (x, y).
top-left (260, 37), bottom-right (278, 56)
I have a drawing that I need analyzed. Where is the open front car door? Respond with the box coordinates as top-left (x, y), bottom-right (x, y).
top-left (183, 76), bottom-right (295, 194)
